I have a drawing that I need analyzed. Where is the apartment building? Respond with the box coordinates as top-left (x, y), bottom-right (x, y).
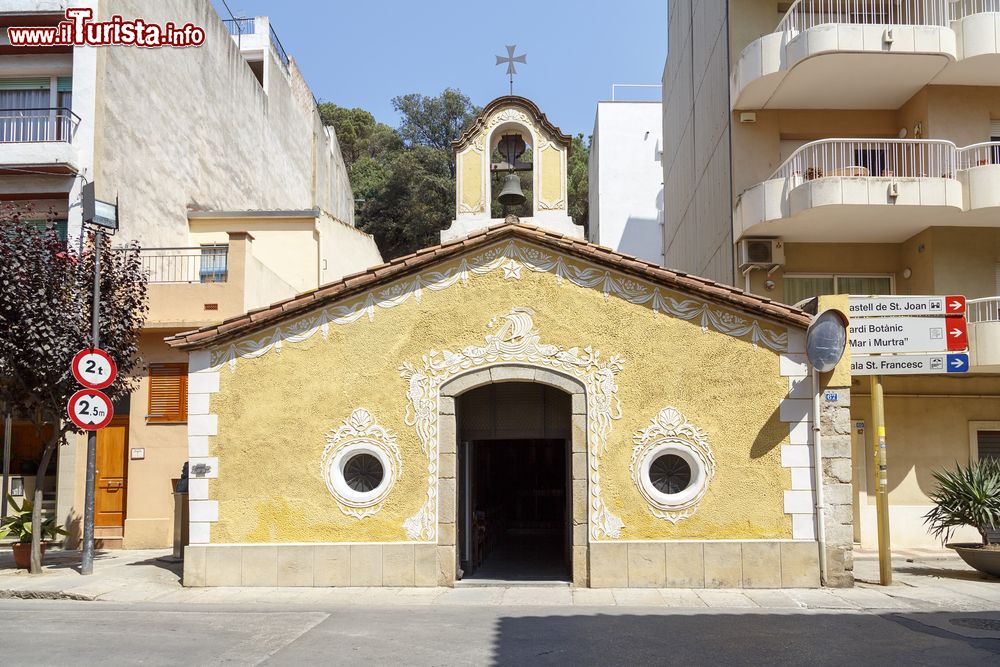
top-left (588, 98), bottom-right (665, 264)
top-left (663, 0), bottom-right (1000, 548)
top-left (0, 0), bottom-right (382, 548)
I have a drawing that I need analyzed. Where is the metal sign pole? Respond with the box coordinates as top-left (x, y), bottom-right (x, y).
top-left (1, 412), bottom-right (11, 518)
top-left (869, 374), bottom-right (892, 585)
top-left (80, 228), bottom-right (102, 576)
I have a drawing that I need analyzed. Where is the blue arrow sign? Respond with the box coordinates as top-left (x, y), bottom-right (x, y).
top-left (946, 353), bottom-right (969, 373)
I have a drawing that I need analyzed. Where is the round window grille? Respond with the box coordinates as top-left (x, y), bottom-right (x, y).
top-left (343, 453), bottom-right (384, 493)
top-left (649, 453), bottom-right (692, 494)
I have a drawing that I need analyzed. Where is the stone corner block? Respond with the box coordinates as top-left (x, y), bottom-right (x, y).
top-left (589, 542), bottom-right (628, 588)
top-left (182, 545), bottom-right (207, 587)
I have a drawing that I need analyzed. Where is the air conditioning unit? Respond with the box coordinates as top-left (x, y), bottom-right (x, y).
top-left (738, 238), bottom-right (785, 270)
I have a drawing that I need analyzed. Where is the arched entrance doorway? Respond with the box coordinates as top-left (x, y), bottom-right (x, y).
top-left (457, 382), bottom-right (570, 582)
top-left (438, 365), bottom-right (588, 586)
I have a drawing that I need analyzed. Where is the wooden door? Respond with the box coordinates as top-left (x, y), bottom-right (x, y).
top-left (95, 418), bottom-right (129, 528)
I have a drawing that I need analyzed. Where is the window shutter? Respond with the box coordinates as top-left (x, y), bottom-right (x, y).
top-left (990, 119), bottom-right (1000, 141)
top-left (148, 363), bottom-right (188, 423)
top-left (979, 431), bottom-right (1000, 461)
top-left (56, 76), bottom-right (72, 92)
top-left (0, 77), bottom-right (50, 90)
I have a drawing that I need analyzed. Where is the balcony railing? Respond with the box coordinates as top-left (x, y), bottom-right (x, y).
top-left (967, 297), bottom-right (1000, 324)
top-left (134, 245), bottom-right (229, 284)
top-left (772, 139), bottom-right (958, 183)
top-left (777, 0), bottom-right (952, 32)
top-left (0, 108), bottom-right (80, 143)
top-left (222, 17), bottom-right (255, 36)
top-left (957, 142), bottom-right (1000, 169)
top-left (269, 24), bottom-right (290, 70)
top-left (950, 0), bottom-right (1000, 18)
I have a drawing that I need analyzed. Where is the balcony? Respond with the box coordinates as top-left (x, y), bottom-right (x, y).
top-left (138, 233), bottom-right (297, 329)
top-left (957, 142), bottom-right (1000, 218)
top-left (734, 139), bottom-right (964, 242)
top-left (0, 107), bottom-right (80, 171)
top-left (221, 16), bottom-right (290, 71)
top-left (731, 0), bottom-right (1000, 110)
top-left (968, 297), bottom-right (1000, 371)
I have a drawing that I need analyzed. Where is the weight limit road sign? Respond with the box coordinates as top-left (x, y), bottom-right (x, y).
top-left (848, 295), bottom-right (965, 317)
top-left (71, 348), bottom-right (117, 390)
top-left (851, 353), bottom-right (969, 376)
top-left (849, 316), bottom-right (967, 354)
top-left (67, 389), bottom-right (114, 430)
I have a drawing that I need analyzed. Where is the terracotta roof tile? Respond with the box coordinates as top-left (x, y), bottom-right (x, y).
top-left (164, 223), bottom-right (811, 349)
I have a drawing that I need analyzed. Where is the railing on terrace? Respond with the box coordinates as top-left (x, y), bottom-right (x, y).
top-left (950, 0), bottom-right (1000, 18)
top-left (134, 245), bottom-right (229, 284)
top-left (958, 142), bottom-right (1000, 169)
top-left (967, 297), bottom-right (1000, 324)
top-left (772, 139), bottom-right (958, 183)
top-left (777, 0), bottom-right (951, 33)
top-left (268, 24), bottom-right (289, 70)
top-left (221, 17), bottom-right (254, 36)
top-left (0, 108), bottom-right (79, 143)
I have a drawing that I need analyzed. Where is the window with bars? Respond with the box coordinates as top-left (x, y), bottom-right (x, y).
top-left (147, 363), bottom-right (188, 423)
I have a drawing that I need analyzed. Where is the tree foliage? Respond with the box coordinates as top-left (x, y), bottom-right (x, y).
top-left (0, 204), bottom-right (147, 572)
top-left (924, 458), bottom-right (1000, 546)
top-left (567, 133), bottom-right (590, 233)
top-left (323, 89), bottom-right (479, 259)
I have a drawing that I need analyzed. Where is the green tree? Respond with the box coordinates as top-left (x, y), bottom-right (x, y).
top-left (323, 89), bottom-right (482, 258)
top-left (567, 133), bottom-right (590, 232)
top-left (392, 89), bottom-right (480, 176)
top-left (357, 145), bottom-right (454, 260)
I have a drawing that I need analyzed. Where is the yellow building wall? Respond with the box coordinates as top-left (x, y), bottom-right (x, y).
top-left (189, 218), bottom-right (319, 293)
top-left (539, 144), bottom-right (563, 207)
top-left (201, 241), bottom-right (797, 544)
top-left (459, 149), bottom-right (484, 213)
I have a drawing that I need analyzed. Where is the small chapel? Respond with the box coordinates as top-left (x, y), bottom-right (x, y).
top-left (168, 96), bottom-right (852, 590)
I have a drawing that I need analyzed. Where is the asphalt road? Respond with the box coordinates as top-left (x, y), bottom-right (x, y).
top-left (2, 600), bottom-right (999, 666)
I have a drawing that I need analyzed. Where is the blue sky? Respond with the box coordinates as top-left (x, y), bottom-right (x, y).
top-left (213, 1), bottom-right (667, 137)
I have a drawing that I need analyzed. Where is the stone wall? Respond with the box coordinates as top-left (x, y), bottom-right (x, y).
top-left (820, 387), bottom-right (855, 587)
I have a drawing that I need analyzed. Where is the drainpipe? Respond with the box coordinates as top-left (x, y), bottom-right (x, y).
top-left (812, 366), bottom-right (828, 585)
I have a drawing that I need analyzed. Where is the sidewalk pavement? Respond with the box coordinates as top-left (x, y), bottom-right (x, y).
top-left (1, 547), bottom-right (997, 611)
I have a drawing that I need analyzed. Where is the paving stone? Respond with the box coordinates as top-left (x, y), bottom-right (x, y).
top-left (695, 589), bottom-right (758, 608)
top-left (434, 587), bottom-right (504, 605)
top-left (743, 589), bottom-right (803, 609)
top-left (830, 586), bottom-right (911, 610)
top-left (571, 588), bottom-right (617, 606)
top-left (786, 589), bottom-right (858, 609)
top-left (658, 588), bottom-right (707, 607)
top-left (610, 588), bottom-right (664, 606)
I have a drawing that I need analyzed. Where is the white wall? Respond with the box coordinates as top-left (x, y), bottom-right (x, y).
top-left (93, 0), bottom-right (356, 247)
top-left (589, 101), bottom-right (664, 265)
top-left (662, 0), bottom-right (734, 284)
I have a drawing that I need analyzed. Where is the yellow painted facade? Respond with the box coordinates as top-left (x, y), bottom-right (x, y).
top-left (199, 238), bottom-right (797, 545)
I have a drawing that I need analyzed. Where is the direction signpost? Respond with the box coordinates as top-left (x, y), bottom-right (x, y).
top-left (847, 294), bottom-right (969, 586)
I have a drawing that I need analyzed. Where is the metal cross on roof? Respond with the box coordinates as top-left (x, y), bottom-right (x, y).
top-left (496, 44), bottom-right (526, 96)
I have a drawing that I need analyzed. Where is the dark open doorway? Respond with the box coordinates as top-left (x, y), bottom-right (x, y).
top-left (456, 382), bottom-right (572, 583)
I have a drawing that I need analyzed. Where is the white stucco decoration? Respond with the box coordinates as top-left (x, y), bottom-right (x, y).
top-left (399, 307), bottom-right (626, 540)
top-left (630, 407), bottom-right (716, 524)
top-left (208, 240), bottom-right (788, 373)
top-left (320, 409), bottom-right (402, 520)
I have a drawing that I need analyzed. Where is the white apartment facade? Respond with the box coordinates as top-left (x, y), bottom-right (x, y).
top-left (664, 0), bottom-right (1000, 549)
top-left (588, 99), bottom-right (664, 264)
top-left (1, 0), bottom-right (381, 548)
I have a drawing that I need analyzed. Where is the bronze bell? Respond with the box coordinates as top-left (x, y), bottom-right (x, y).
top-left (497, 173), bottom-right (525, 207)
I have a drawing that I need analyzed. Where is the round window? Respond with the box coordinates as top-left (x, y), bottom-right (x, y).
top-left (343, 453), bottom-right (384, 493)
top-left (649, 453), bottom-right (692, 494)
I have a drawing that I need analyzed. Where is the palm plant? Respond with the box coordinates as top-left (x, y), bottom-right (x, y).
top-left (0, 494), bottom-right (66, 544)
top-left (924, 459), bottom-right (1000, 547)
